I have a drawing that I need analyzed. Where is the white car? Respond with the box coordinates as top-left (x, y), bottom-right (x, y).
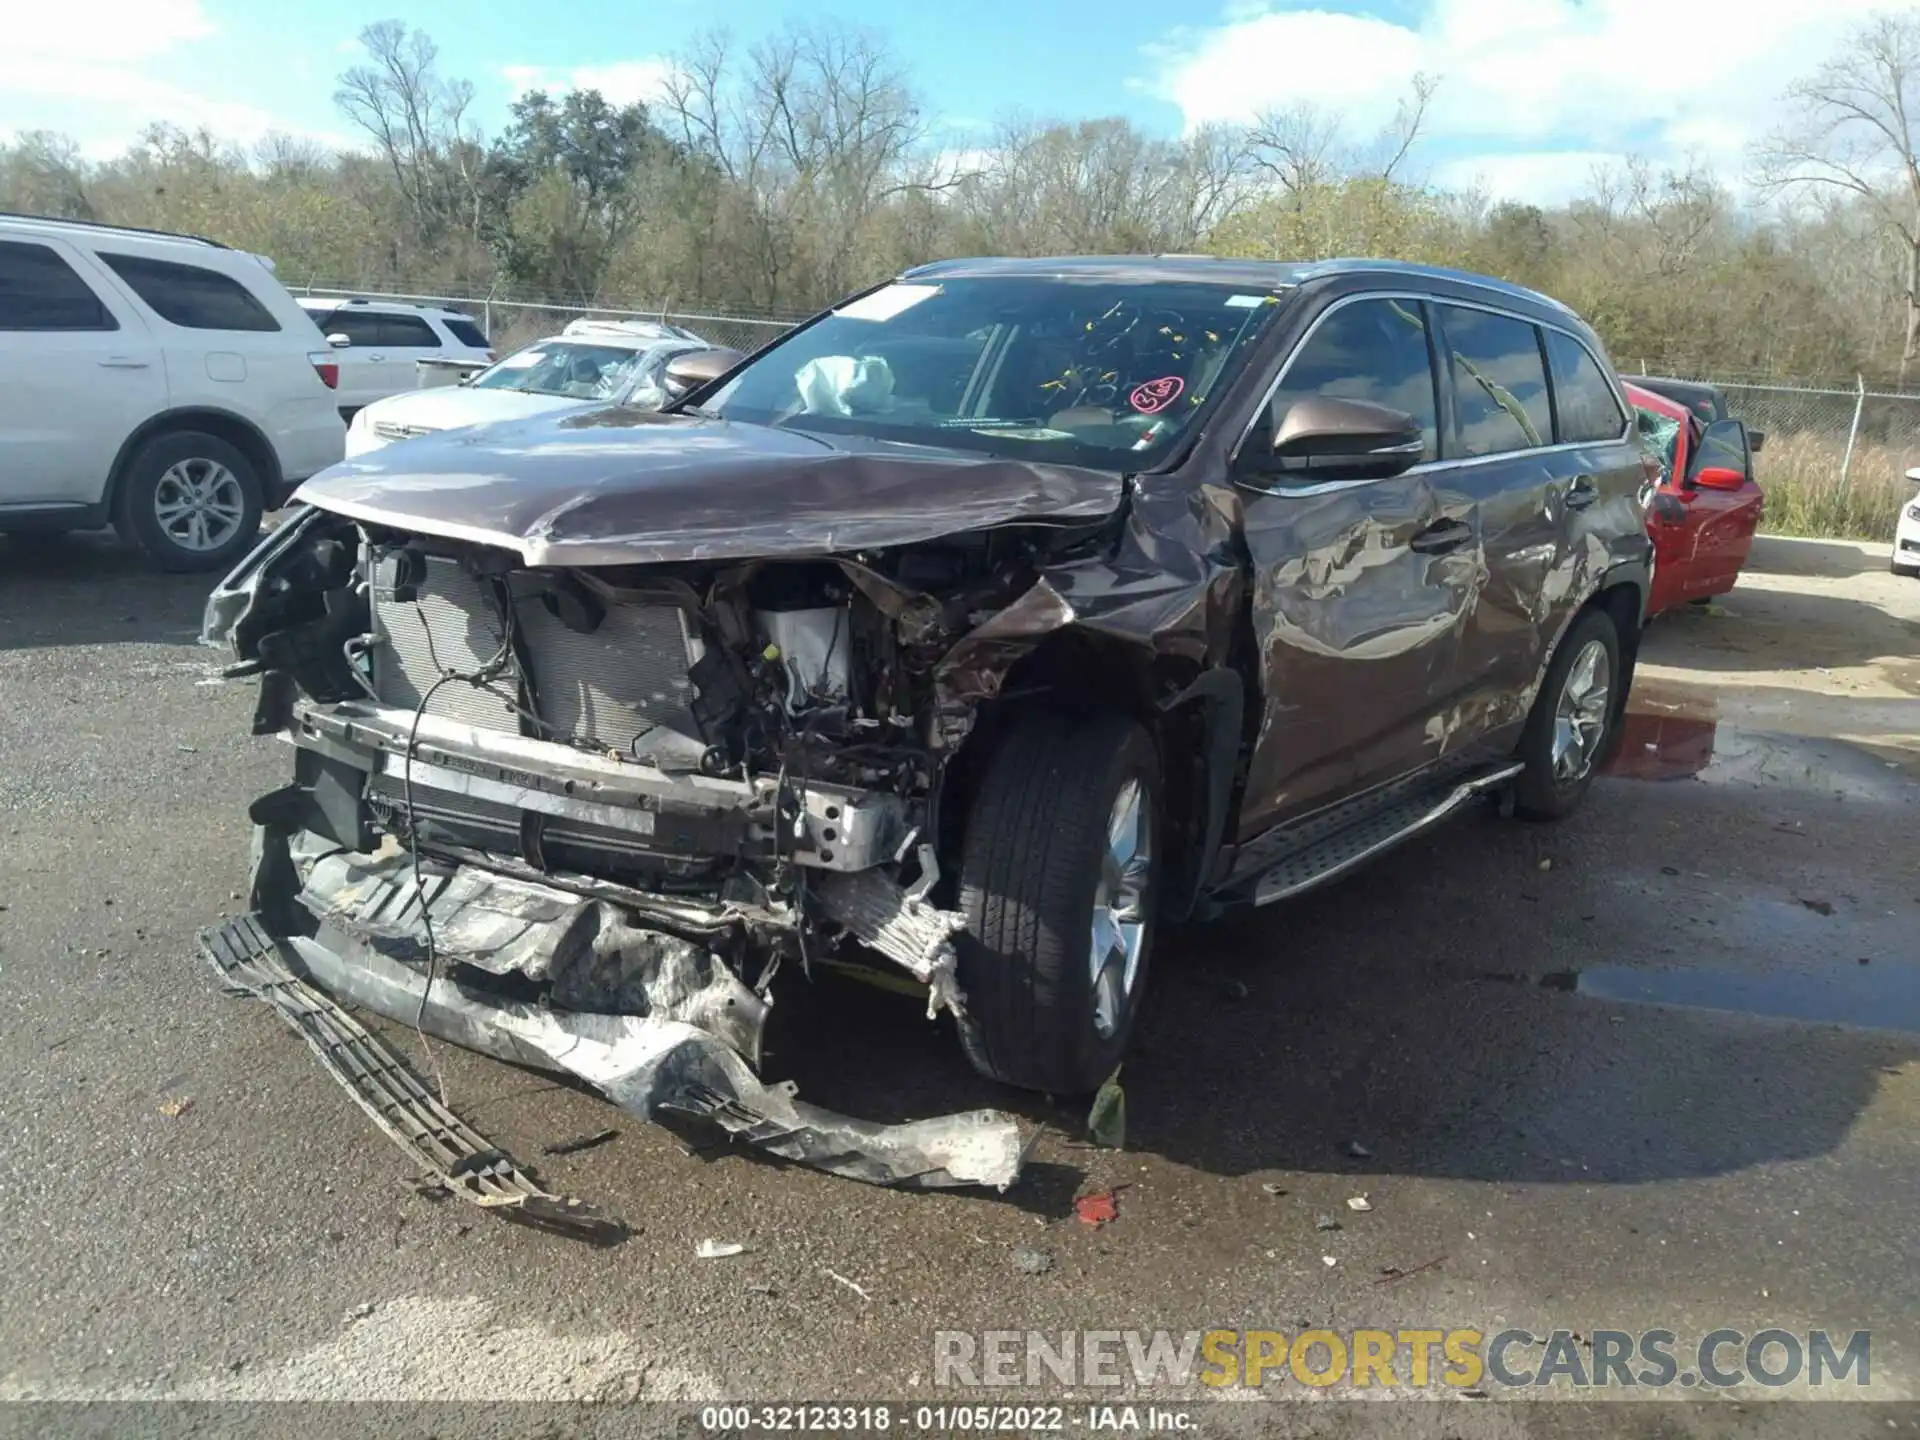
top-left (344, 320), bottom-right (710, 458)
top-left (297, 297), bottom-right (495, 419)
top-left (0, 214), bottom-right (346, 570)
top-left (1895, 466), bottom-right (1920, 577)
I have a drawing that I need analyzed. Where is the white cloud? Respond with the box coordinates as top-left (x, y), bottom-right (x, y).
top-left (0, 0), bottom-right (334, 158)
top-left (501, 58), bottom-right (677, 109)
top-left (9, 0), bottom-right (212, 62)
top-left (1148, 0), bottom-right (1887, 197)
top-left (1435, 151), bottom-right (1628, 207)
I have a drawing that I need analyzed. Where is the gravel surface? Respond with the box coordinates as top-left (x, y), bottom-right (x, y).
top-left (1, 529), bottom-right (1916, 1434)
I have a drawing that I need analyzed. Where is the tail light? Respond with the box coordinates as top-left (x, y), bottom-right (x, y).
top-left (308, 352), bottom-right (339, 389)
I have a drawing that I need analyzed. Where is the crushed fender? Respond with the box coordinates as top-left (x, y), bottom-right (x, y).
top-left (201, 914), bottom-right (627, 1246)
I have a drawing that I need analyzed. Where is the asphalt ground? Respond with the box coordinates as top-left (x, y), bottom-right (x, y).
top-left (1, 528), bottom-right (1916, 1438)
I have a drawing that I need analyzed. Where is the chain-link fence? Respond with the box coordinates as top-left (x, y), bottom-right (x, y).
top-left (1636, 372), bottom-right (1920, 538)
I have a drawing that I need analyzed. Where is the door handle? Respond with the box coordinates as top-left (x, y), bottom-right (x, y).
top-left (365, 352), bottom-right (386, 361)
top-left (1565, 476), bottom-right (1599, 510)
top-left (98, 356), bottom-right (151, 369)
top-left (1409, 518), bottom-right (1473, 554)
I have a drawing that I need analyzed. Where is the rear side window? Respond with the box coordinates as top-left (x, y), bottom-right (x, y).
top-left (0, 240), bottom-right (117, 331)
top-left (1260, 297), bottom-right (1440, 463)
top-left (378, 313), bottom-right (441, 347)
top-left (1437, 305), bottom-right (1552, 457)
top-left (442, 317), bottom-right (490, 348)
top-left (99, 252), bottom-right (280, 332)
top-left (1545, 330), bottom-right (1628, 443)
top-left (318, 311), bottom-right (383, 346)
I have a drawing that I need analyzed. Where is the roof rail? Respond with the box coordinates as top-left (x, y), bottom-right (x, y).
top-left (0, 211), bottom-right (229, 249)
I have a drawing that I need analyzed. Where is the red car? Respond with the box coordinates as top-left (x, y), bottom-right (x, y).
top-left (1626, 381), bottom-right (1764, 615)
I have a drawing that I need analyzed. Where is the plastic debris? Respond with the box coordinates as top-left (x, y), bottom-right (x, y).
top-left (1322, 1255), bottom-right (1338, 1267)
top-left (1537, 858), bottom-right (1553, 871)
top-left (1222, 977), bottom-right (1250, 1000)
top-left (1316, 1215), bottom-right (1341, 1232)
top-left (1074, 1190), bottom-right (1120, 1227)
top-left (1797, 897), bottom-right (1835, 916)
top-left (158, 1096), bottom-right (195, 1118)
top-left (1086, 1066), bottom-right (1126, 1150)
top-left (1347, 1140), bottom-right (1374, 1159)
top-left (696, 1239), bottom-right (747, 1259)
top-left (1012, 1247), bottom-right (1053, 1275)
top-left (1346, 1195), bottom-right (1372, 1212)
top-left (1261, 1182), bottom-right (1287, 1196)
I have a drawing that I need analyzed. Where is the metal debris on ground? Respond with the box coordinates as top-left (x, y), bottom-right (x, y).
top-left (825, 1269), bottom-right (871, 1299)
top-left (200, 915), bottom-right (627, 1247)
top-left (1347, 1140), bottom-right (1374, 1159)
top-left (1798, 897), bottom-right (1835, 916)
top-left (543, 1128), bottom-right (619, 1156)
top-left (157, 1096), bottom-right (195, 1118)
top-left (1260, 1182), bottom-right (1287, 1196)
top-left (1346, 1195), bottom-right (1372, 1212)
top-left (1376, 1255), bottom-right (1448, 1285)
top-left (1012, 1247), bottom-right (1053, 1275)
top-left (1074, 1189), bottom-right (1120, 1227)
top-left (1316, 1215), bottom-right (1341, 1232)
top-left (696, 1239), bottom-right (747, 1259)
top-left (1085, 1067), bottom-right (1125, 1149)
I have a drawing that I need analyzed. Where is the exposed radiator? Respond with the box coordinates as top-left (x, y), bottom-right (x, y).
top-left (372, 556), bottom-right (699, 748)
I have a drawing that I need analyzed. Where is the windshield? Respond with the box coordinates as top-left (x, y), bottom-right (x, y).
top-left (471, 341), bottom-right (651, 400)
top-left (1633, 404), bottom-right (1683, 475)
top-left (702, 276), bottom-right (1281, 468)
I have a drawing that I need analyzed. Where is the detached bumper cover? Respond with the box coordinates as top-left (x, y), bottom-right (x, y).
top-left (209, 834), bottom-right (1029, 1194)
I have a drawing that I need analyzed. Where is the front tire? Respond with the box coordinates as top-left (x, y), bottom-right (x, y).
top-left (1513, 608), bottom-right (1620, 821)
top-left (113, 431), bottom-right (263, 573)
top-left (954, 712), bottom-right (1159, 1095)
top-left (1893, 558), bottom-right (1920, 579)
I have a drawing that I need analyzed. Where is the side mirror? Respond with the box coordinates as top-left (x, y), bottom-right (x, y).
top-left (1687, 419), bottom-right (1752, 490)
top-left (1905, 466), bottom-right (1920, 485)
top-left (1693, 466), bottom-right (1746, 492)
top-left (1243, 396), bottom-right (1424, 485)
top-left (327, 333), bottom-right (351, 349)
top-left (663, 347), bottom-right (745, 402)
top-left (1746, 428), bottom-right (1766, 455)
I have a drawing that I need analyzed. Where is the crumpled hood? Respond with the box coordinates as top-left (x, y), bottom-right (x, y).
top-left (356, 385), bottom-right (591, 435)
top-left (297, 408), bottom-right (1125, 565)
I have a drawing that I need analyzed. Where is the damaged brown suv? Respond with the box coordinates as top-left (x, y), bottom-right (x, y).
top-left (202, 256), bottom-right (1651, 1193)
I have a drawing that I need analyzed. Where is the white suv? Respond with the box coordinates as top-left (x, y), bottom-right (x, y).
top-left (296, 297), bottom-right (494, 418)
top-left (0, 214), bottom-right (346, 570)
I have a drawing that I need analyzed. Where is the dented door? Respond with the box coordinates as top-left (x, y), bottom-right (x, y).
top-left (1231, 294), bottom-right (1478, 835)
top-left (1238, 472), bottom-right (1480, 834)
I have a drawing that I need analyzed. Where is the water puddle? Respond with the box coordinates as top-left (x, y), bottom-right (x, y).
top-left (1486, 962), bottom-right (1920, 1036)
top-left (1603, 693), bottom-right (1918, 798)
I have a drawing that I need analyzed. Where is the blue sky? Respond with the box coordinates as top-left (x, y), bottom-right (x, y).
top-left (1, 0), bottom-right (1886, 205)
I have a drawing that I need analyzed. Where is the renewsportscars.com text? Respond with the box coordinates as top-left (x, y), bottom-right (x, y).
top-left (933, 1328), bottom-right (1871, 1391)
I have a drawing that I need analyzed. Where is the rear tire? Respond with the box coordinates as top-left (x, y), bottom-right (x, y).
top-left (954, 712), bottom-right (1159, 1095)
top-left (113, 430), bottom-right (263, 573)
top-left (1513, 608), bottom-right (1621, 821)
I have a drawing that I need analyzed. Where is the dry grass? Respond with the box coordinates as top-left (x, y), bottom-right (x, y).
top-left (1755, 432), bottom-right (1913, 541)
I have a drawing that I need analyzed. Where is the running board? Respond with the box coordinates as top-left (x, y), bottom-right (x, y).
top-left (1242, 762), bottom-right (1523, 907)
top-left (200, 914), bottom-right (627, 1246)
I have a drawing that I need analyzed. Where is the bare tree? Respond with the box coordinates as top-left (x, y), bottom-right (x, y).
top-left (1375, 73), bottom-right (1439, 183)
top-left (334, 21), bottom-right (480, 239)
top-left (1758, 12), bottom-right (1920, 379)
top-left (1246, 103), bottom-right (1345, 198)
